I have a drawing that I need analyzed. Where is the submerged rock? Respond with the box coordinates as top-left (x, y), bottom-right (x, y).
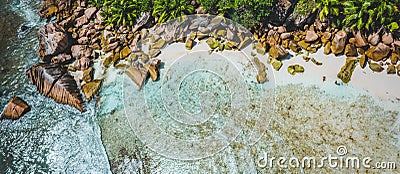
top-left (26, 63), bottom-right (84, 111)
top-left (82, 79), bottom-right (102, 101)
top-left (1, 97), bottom-right (30, 120)
top-left (324, 42), bottom-right (331, 54)
top-left (255, 42), bottom-right (266, 55)
top-left (272, 60), bottom-right (283, 71)
top-left (38, 23), bottom-right (69, 62)
top-left (337, 58), bottom-right (357, 83)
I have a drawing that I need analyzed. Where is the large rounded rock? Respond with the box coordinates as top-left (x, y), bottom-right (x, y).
top-left (38, 23), bottom-right (69, 62)
top-left (365, 43), bottom-right (391, 61)
top-left (331, 30), bottom-right (347, 54)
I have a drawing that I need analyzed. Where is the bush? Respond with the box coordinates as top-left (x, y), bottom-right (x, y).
top-left (152, 0), bottom-right (194, 23)
top-left (90, 0), bottom-right (152, 28)
top-left (343, 0), bottom-right (399, 31)
top-left (198, 0), bottom-right (276, 28)
top-left (316, 0), bottom-right (400, 31)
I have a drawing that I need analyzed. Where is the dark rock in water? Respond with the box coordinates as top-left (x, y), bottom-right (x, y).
top-left (269, 0), bottom-right (298, 26)
top-left (1, 97), bottom-right (30, 120)
top-left (26, 63), bottom-right (84, 111)
top-left (38, 23), bottom-right (69, 62)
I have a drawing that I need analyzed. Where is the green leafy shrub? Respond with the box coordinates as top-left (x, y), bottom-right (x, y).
top-left (88, 0), bottom-right (105, 8)
top-left (315, 0), bottom-right (342, 27)
top-left (90, 0), bottom-right (152, 28)
top-left (152, 0), bottom-right (194, 23)
top-left (198, 0), bottom-right (275, 28)
top-left (196, 0), bottom-right (238, 15)
top-left (343, 0), bottom-right (400, 31)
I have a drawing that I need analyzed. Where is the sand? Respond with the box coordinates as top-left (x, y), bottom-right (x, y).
top-left (97, 39), bottom-right (400, 173)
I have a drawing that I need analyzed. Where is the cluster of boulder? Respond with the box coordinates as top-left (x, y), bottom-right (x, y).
top-left (252, 17), bottom-right (400, 82)
top-left (24, 0), bottom-right (166, 111)
top-left (4, 0), bottom-right (398, 114)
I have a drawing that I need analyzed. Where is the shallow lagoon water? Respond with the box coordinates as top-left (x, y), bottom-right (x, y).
top-left (0, 1), bottom-right (399, 173)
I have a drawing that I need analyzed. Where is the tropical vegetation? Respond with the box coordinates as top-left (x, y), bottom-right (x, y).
top-left (89, 0), bottom-right (400, 32)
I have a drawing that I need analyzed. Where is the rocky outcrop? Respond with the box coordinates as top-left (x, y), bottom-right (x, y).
top-left (38, 23), bottom-right (69, 62)
top-left (1, 97), bottom-right (30, 120)
top-left (26, 63), bottom-right (84, 111)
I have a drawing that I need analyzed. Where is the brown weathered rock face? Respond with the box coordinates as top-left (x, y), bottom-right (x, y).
top-left (305, 30), bottom-right (318, 43)
top-left (352, 30), bottom-right (368, 48)
top-left (125, 62), bottom-right (149, 90)
top-left (38, 23), bottom-right (69, 62)
top-left (1, 97), bottom-right (30, 120)
top-left (365, 43), bottom-right (391, 61)
top-left (82, 79), bottom-right (102, 101)
top-left (331, 30), bottom-right (347, 54)
top-left (26, 63), bottom-right (84, 111)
